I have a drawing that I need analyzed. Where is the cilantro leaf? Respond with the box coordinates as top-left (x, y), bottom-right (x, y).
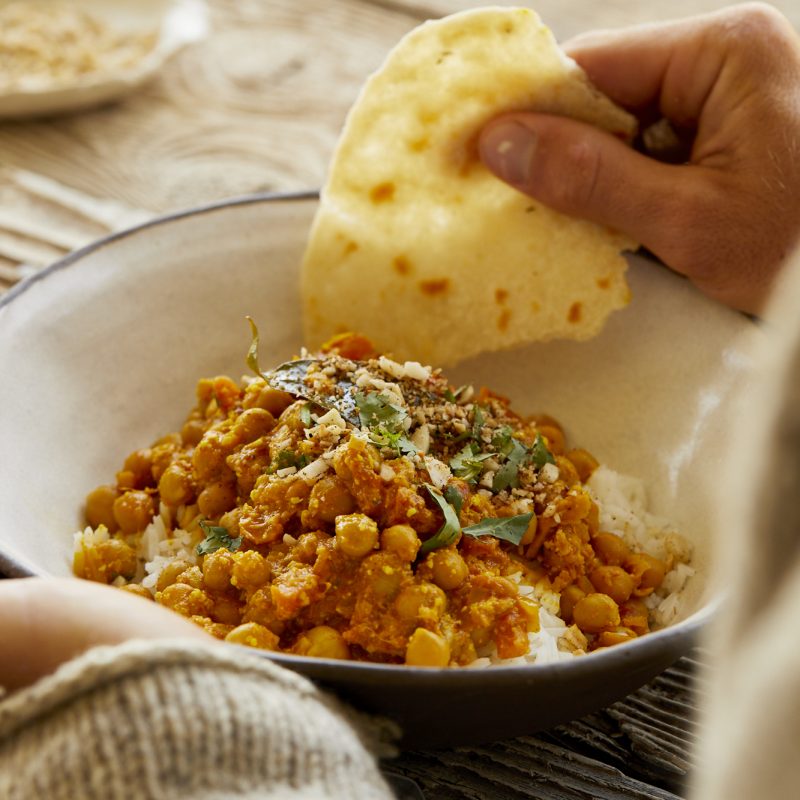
top-left (471, 405), bottom-right (486, 442)
top-left (462, 513), bottom-right (534, 546)
top-left (355, 392), bottom-right (417, 456)
top-left (492, 438), bottom-right (529, 493)
top-left (196, 521), bottom-right (243, 556)
top-left (491, 426), bottom-right (515, 456)
top-left (443, 385), bottom-right (468, 404)
top-left (419, 484), bottom-right (462, 556)
top-left (449, 443), bottom-right (492, 484)
top-left (355, 392), bottom-right (407, 429)
top-left (270, 449), bottom-right (309, 473)
top-left (530, 433), bottom-right (556, 469)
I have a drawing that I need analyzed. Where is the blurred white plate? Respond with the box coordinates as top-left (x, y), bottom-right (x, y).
top-left (0, 0), bottom-right (208, 118)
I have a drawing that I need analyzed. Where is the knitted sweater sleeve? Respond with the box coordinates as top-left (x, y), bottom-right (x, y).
top-left (0, 639), bottom-right (394, 800)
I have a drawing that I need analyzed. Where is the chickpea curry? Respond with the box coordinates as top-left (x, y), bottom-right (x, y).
top-left (75, 331), bottom-right (675, 667)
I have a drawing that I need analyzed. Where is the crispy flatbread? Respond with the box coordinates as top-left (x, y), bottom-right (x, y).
top-left (302, 6), bottom-right (637, 365)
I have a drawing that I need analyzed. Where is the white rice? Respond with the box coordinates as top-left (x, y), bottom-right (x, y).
top-left (468, 465), bottom-right (695, 667)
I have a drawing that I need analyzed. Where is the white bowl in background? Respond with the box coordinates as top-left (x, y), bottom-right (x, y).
top-left (0, 0), bottom-right (208, 118)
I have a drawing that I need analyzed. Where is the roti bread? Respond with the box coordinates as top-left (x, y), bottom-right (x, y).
top-left (302, 6), bottom-right (638, 366)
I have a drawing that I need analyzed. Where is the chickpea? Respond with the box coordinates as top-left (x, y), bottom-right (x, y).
top-left (113, 490), bottom-right (156, 534)
top-left (75, 538), bottom-right (137, 583)
top-left (157, 582), bottom-right (213, 618)
top-left (225, 621), bottom-right (279, 650)
top-left (309, 476), bottom-right (355, 524)
top-left (572, 592), bottom-right (621, 634)
top-left (156, 558), bottom-right (195, 592)
top-left (198, 481), bottom-right (237, 518)
top-left (565, 448), bottom-right (600, 483)
top-left (202, 549), bottom-right (235, 592)
top-left (294, 625), bottom-right (350, 659)
top-left (158, 462), bottom-right (195, 507)
top-left (559, 584), bottom-right (586, 624)
top-left (620, 598), bottom-right (650, 635)
top-left (176, 566), bottom-right (204, 590)
top-left (625, 553), bottom-right (667, 596)
top-left (429, 548), bottom-right (468, 591)
top-left (181, 417), bottom-right (206, 446)
top-left (575, 575), bottom-right (595, 596)
top-left (405, 628), bottom-right (450, 667)
top-left (381, 524), bottom-right (420, 562)
top-left (243, 383), bottom-right (294, 416)
top-left (85, 485), bottom-right (119, 532)
top-left (120, 584), bottom-right (153, 601)
top-left (231, 549), bottom-right (271, 590)
top-left (394, 582), bottom-right (446, 622)
top-left (150, 441), bottom-right (179, 482)
top-left (517, 597), bottom-right (541, 632)
top-left (592, 531), bottom-right (631, 566)
top-left (231, 408), bottom-right (276, 444)
top-left (590, 565), bottom-right (636, 605)
top-left (211, 594), bottom-right (243, 626)
top-left (218, 508), bottom-right (242, 537)
top-left (122, 448), bottom-right (154, 487)
top-left (586, 502), bottom-right (600, 535)
top-left (596, 626), bottom-right (638, 648)
top-left (371, 568), bottom-right (403, 599)
top-left (192, 432), bottom-right (231, 483)
top-left (335, 513), bottom-right (379, 558)
top-left (555, 455), bottom-right (580, 486)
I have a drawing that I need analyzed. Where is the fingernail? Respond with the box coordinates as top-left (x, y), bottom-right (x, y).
top-left (480, 121), bottom-right (537, 186)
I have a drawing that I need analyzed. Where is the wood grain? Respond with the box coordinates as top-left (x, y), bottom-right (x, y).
top-left (3, 0), bottom-right (797, 217)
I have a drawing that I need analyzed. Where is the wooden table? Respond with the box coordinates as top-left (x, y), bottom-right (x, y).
top-left (1, 0), bottom-right (782, 795)
top-left (1, 0), bottom-right (799, 292)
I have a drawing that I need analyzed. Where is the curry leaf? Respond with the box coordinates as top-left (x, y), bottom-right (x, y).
top-left (266, 359), bottom-right (361, 426)
top-left (196, 521), bottom-right (243, 556)
top-left (443, 484), bottom-right (464, 516)
top-left (419, 484), bottom-right (462, 556)
top-left (245, 316), bottom-right (262, 376)
top-left (462, 513), bottom-right (533, 546)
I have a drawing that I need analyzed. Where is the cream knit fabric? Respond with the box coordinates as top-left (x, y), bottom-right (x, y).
top-left (0, 640), bottom-right (394, 799)
top-left (690, 256), bottom-right (800, 799)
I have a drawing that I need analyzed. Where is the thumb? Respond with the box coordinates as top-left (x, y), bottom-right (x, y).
top-left (478, 113), bottom-right (706, 256)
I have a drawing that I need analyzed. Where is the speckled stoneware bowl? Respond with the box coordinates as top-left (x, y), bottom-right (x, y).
top-left (0, 192), bottom-right (759, 746)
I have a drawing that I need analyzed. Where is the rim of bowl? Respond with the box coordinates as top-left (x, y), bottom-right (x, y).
top-left (0, 189), bottom-right (709, 680)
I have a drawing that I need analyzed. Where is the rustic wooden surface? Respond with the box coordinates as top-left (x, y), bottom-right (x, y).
top-left (0, 0), bottom-right (774, 796)
top-left (1, 0), bottom-right (800, 293)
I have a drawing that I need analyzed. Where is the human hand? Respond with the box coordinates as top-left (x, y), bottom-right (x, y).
top-left (0, 578), bottom-right (212, 692)
top-left (479, 3), bottom-right (800, 314)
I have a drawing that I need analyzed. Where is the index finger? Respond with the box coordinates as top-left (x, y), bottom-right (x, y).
top-left (564, 5), bottom-right (800, 125)
top-left (562, 17), bottom-right (717, 125)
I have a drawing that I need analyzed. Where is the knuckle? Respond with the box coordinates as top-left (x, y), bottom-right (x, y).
top-left (717, 3), bottom-right (793, 48)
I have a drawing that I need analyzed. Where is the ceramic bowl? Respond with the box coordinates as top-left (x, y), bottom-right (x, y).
top-left (0, 192), bottom-right (758, 746)
top-left (0, 0), bottom-right (208, 119)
